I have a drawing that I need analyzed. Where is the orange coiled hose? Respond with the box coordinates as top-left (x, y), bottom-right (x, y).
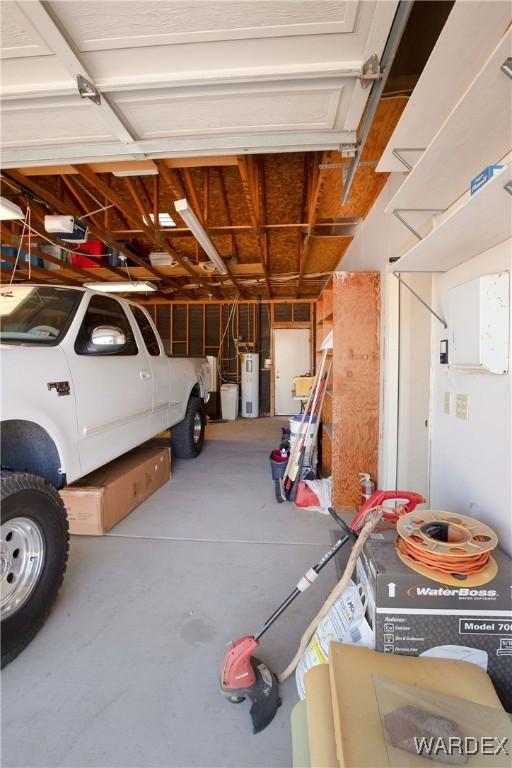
top-left (395, 537), bottom-right (491, 575)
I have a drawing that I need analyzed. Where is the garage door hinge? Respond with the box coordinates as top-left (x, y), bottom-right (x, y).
top-left (77, 75), bottom-right (101, 105)
top-left (360, 54), bottom-right (383, 88)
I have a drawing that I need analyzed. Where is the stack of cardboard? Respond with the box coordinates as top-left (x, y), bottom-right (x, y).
top-left (60, 445), bottom-right (171, 535)
top-left (291, 644), bottom-right (504, 768)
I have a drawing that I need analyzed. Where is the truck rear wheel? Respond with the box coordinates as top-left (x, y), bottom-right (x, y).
top-left (1, 472), bottom-right (69, 668)
top-left (171, 396), bottom-right (206, 458)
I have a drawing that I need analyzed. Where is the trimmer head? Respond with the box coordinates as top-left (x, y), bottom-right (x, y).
top-left (220, 637), bottom-right (281, 733)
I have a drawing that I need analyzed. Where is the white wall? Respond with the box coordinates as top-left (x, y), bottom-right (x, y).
top-left (340, 178), bottom-right (512, 556)
top-left (339, 174), bottom-right (432, 492)
top-left (397, 274), bottom-right (432, 501)
top-left (429, 239), bottom-right (512, 554)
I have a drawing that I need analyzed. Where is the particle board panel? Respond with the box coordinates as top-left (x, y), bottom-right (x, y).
top-left (331, 272), bottom-right (380, 508)
top-left (306, 237), bottom-right (353, 274)
top-left (316, 98), bottom-right (406, 220)
top-left (321, 425), bottom-right (332, 477)
top-left (264, 153), bottom-right (305, 224)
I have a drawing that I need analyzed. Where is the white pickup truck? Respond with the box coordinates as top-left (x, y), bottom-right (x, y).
top-left (0, 284), bottom-right (210, 666)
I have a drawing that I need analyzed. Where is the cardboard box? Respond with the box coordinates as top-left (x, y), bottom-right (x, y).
top-left (356, 528), bottom-right (512, 710)
top-left (61, 446), bottom-right (170, 535)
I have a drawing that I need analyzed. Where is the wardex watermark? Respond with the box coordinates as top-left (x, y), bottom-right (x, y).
top-left (414, 736), bottom-right (509, 758)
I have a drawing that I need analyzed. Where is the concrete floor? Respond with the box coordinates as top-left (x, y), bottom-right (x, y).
top-left (2, 418), bottom-right (337, 768)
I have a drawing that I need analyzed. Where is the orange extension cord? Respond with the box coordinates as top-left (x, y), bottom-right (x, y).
top-left (395, 536), bottom-right (491, 576)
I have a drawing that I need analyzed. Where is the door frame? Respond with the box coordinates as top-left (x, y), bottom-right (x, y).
top-left (379, 273), bottom-right (433, 500)
top-left (271, 323), bottom-right (313, 416)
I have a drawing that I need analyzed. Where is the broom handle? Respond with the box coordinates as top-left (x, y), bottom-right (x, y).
top-left (284, 348), bottom-right (327, 480)
top-left (277, 509), bottom-right (382, 683)
top-left (309, 358), bottom-right (332, 459)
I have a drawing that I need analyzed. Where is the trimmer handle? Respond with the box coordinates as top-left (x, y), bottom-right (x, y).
top-left (350, 490), bottom-right (425, 532)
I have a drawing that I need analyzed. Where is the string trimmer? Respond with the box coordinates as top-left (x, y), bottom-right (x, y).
top-left (219, 489), bottom-right (424, 733)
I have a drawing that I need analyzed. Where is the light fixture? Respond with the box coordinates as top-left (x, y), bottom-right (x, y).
top-left (0, 196), bottom-right (24, 221)
top-left (87, 281), bottom-right (157, 293)
top-left (148, 212), bottom-right (176, 228)
top-left (112, 168), bottom-right (159, 177)
top-left (174, 198), bottom-right (228, 275)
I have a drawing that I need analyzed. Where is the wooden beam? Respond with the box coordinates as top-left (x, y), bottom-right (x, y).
top-left (155, 163), bottom-right (235, 299)
top-left (182, 168), bottom-right (204, 224)
top-left (4, 169), bottom-right (184, 292)
top-left (236, 156), bottom-right (272, 298)
top-left (218, 167), bottom-right (239, 264)
top-left (71, 166), bottom-right (207, 299)
top-left (28, 198), bottom-right (132, 282)
top-left (0, 250), bottom-right (79, 284)
top-left (177, 165), bottom-right (246, 298)
top-left (60, 174), bottom-right (102, 230)
top-left (296, 151), bottom-right (332, 296)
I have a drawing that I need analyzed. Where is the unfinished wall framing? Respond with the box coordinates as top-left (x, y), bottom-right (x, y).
top-left (143, 299), bottom-right (314, 415)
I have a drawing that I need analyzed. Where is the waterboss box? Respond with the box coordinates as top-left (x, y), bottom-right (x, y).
top-left (356, 528), bottom-right (512, 709)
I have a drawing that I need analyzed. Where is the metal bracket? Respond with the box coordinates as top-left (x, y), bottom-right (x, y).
top-left (393, 273), bottom-right (447, 328)
top-left (505, 180), bottom-right (512, 197)
top-left (501, 57), bottom-right (512, 79)
top-left (391, 148), bottom-right (426, 171)
top-left (319, 160), bottom-right (378, 170)
top-left (393, 208), bottom-right (445, 241)
top-left (77, 75), bottom-right (101, 105)
top-left (360, 54), bottom-right (382, 89)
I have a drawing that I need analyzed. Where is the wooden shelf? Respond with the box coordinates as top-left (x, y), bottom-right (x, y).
top-left (378, 3), bottom-right (511, 173)
top-left (392, 165), bottom-right (512, 272)
top-left (386, 30), bottom-right (512, 215)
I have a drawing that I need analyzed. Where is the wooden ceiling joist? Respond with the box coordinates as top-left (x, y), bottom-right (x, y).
top-left (155, 161), bottom-right (247, 298)
top-left (0, 249), bottom-right (79, 285)
top-left (4, 168), bottom-right (187, 295)
top-left (237, 155), bottom-right (272, 297)
top-left (71, 165), bottom-right (204, 300)
top-left (296, 151), bottom-right (333, 297)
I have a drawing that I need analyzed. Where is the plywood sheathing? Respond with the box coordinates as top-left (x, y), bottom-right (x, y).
top-left (2, 100), bottom-right (405, 298)
top-left (331, 272), bottom-right (380, 509)
top-left (316, 99), bottom-right (407, 221)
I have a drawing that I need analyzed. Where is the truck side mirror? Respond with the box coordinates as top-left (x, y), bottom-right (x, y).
top-left (91, 325), bottom-right (126, 349)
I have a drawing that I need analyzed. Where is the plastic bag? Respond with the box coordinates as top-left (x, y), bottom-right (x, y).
top-left (374, 675), bottom-right (512, 768)
top-left (295, 580), bottom-right (374, 699)
top-left (294, 476), bottom-right (332, 514)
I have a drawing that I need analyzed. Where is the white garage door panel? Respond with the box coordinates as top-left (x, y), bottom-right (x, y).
top-left (51, 0), bottom-right (358, 49)
top-left (115, 87), bottom-right (343, 138)
top-left (0, 0), bottom-right (398, 166)
top-left (0, 1), bottom-right (52, 58)
top-left (1, 102), bottom-right (114, 147)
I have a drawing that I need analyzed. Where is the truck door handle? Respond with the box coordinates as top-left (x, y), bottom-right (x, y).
top-left (140, 369), bottom-right (152, 380)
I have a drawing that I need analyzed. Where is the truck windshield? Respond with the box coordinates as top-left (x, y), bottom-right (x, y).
top-left (0, 286), bottom-right (82, 345)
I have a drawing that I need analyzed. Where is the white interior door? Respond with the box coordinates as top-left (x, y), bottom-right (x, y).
top-left (274, 328), bottom-right (311, 415)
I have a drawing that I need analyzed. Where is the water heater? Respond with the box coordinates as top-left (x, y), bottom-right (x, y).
top-left (241, 353), bottom-right (259, 418)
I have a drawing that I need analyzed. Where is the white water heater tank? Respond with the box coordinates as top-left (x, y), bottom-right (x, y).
top-left (241, 353), bottom-right (259, 418)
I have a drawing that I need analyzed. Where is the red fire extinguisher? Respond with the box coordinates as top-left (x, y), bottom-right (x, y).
top-left (359, 473), bottom-right (375, 505)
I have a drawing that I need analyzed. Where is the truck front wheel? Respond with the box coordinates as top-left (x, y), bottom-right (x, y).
top-left (1, 472), bottom-right (69, 668)
top-left (171, 396), bottom-right (206, 458)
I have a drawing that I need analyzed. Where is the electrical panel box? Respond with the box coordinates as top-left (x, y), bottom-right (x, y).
top-left (449, 272), bottom-right (509, 374)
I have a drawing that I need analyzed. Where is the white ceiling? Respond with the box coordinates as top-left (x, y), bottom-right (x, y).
top-left (0, 0), bottom-right (398, 168)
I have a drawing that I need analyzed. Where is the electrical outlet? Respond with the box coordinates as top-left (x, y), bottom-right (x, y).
top-left (456, 394), bottom-right (469, 420)
top-left (444, 392), bottom-right (451, 415)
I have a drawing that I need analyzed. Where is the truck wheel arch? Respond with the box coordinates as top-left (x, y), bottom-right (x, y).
top-left (1, 420), bottom-right (65, 489)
